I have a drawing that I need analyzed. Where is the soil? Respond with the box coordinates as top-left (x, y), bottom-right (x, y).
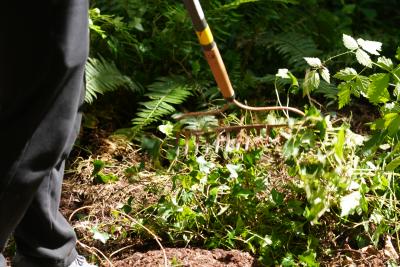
top-left (4, 127), bottom-right (396, 266)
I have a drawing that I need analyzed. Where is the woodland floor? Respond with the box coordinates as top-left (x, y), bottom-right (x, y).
top-left (3, 125), bottom-right (394, 266)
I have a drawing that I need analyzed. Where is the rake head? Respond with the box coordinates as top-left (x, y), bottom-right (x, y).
top-left (174, 112), bottom-right (289, 156)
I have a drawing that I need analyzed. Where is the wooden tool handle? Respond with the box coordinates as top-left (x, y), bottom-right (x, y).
top-left (183, 0), bottom-right (235, 101)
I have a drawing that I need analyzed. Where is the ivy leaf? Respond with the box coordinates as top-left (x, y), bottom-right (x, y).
top-left (303, 69), bottom-right (320, 97)
top-left (335, 127), bottom-right (345, 160)
top-left (91, 227), bottom-right (110, 244)
top-left (340, 191), bottom-right (361, 217)
top-left (197, 156), bottom-right (215, 174)
top-left (386, 156), bottom-right (400, 171)
top-left (304, 57), bottom-right (322, 68)
top-left (343, 34), bottom-right (359, 50)
top-left (356, 49), bottom-right (372, 68)
top-left (367, 73), bottom-right (390, 104)
top-left (226, 164), bottom-right (242, 179)
top-left (377, 56), bottom-right (393, 71)
top-left (319, 67), bottom-right (330, 83)
top-left (334, 68), bottom-right (357, 81)
top-left (337, 82), bottom-right (352, 109)
top-left (394, 83), bottom-right (400, 100)
top-left (158, 122), bottom-right (174, 137)
top-left (385, 113), bottom-right (400, 135)
top-left (357, 38), bottom-right (382, 55)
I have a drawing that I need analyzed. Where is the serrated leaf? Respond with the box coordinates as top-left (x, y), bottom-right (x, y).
top-left (304, 57), bottom-right (322, 68)
top-left (367, 73), bottom-right (390, 104)
top-left (338, 82), bottom-right (352, 109)
top-left (334, 68), bottom-right (357, 81)
top-left (377, 56), bottom-right (393, 71)
top-left (303, 69), bottom-right (320, 97)
top-left (357, 38), bottom-right (382, 55)
top-left (319, 67), bottom-right (330, 83)
top-left (343, 34), bottom-right (359, 50)
top-left (356, 49), bottom-right (372, 68)
top-left (392, 66), bottom-right (400, 84)
top-left (340, 191), bottom-right (361, 217)
top-left (355, 75), bottom-right (370, 97)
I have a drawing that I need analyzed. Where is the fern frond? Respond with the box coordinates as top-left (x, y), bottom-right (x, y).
top-left (269, 32), bottom-right (321, 70)
top-left (132, 76), bottom-right (192, 134)
top-left (85, 56), bottom-right (141, 104)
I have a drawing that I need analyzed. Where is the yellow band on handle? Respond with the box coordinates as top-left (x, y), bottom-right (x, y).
top-left (196, 26), bottom-right (214, 46)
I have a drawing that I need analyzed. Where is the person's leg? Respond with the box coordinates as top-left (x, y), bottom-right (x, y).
top-left (0, 0), bottom-right (89, 266)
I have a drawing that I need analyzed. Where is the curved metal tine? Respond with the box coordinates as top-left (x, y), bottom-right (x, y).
top-left (225, 131), bottom-right (231, 152)
top-left (215, 132), bottom-right (221, 153)
top-left (245, 133), bottom-right (250, 151)
top-left (235, 134), bottom-right (241, 151)
top-left (195, 134), bottom-right (200, 155)
top-left (175, 132), bottom-right (180, 158)
top-left (205, 136), bottom-right (209, 154)
top-left (265, 125), bottom-right (270, 145)
top-left (184, 132), bottom-right (190, 156)
top-left (215, 130), bottom-right (222, 153)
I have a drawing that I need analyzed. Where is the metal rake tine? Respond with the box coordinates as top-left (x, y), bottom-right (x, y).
top-left (245, 135), bottom-right (250, 151)
top-left (184, 132), bottom-right (190, 156)
top-left (235, 137), bottom-right (241, 151)
top-left (215, 131), bottom-right (222, 153)
top-left (265, 125), bottom-right (270, 145)
top-left (205, 135), bottom-right (210, 155)
top-left (225, 131), bottom-right (231, 152)
top-left (195, 134), bottom-right (200, 155)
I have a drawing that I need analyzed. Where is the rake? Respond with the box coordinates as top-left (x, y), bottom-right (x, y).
top-left (176, 0), bottom-right (305, 155)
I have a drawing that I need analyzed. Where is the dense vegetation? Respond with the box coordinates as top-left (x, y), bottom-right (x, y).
top-left (80, 0), bottom-right (400, 265)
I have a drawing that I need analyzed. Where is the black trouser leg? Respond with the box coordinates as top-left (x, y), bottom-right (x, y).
top-left (0, 0), bottom-right (89, 266)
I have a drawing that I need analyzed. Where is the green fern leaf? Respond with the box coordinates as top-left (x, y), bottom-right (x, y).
top-left (270, 32), bottom-right (321, 70)
top-left (85, 56), bottom-right (140, 103)
top-left (132, 76), bottom-right (192, 134)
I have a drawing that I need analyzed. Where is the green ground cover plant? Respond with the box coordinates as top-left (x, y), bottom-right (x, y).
top-left (75, 0), bottom-right (400, 265)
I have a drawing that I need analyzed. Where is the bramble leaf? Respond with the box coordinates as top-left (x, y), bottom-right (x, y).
top-left (357, 38), bottom-right (382, 55)
top-left (320, 67), bottom-right (330, 83)
top-left (356, 49), bottom-right (372, 68)
top-left (334, 68), bottom-right (357, 81)
top-left (377, 56), bottom-right (393, 71)
top-left (343, 34), bottom-right (358, 50)
top-left (303, 69), bottom-right (320, 97)
top-left (367, 73), bottom-right (390, 104)
top-left (304, 57), bottom-right (322, 68)
top-left (337, 82), bottom-right (352, 109)
top-left (355, 75), bottom-right (370, 97)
